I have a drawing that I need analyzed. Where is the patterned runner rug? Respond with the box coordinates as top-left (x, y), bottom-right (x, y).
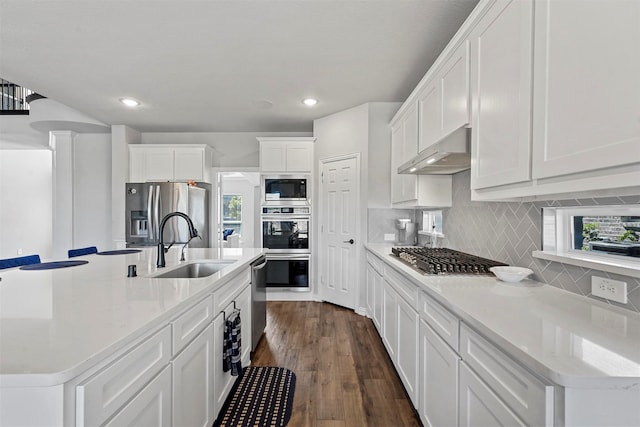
top-left (214, 366), bottom-right (296, 427)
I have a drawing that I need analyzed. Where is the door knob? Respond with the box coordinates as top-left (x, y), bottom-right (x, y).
top-left (343, 239), bottom-right (354, 244)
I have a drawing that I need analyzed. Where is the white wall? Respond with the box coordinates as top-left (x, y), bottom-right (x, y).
top-left (0, 150), bottom-right (53, 259)
top-left (73, 134), bottom-right (112, 251)
top-left (221, 175), bottom-right (259, 248)
top-left (312, 102), bottom-right (400, 308)
top-left (141, 132), bottom-right (312, 167)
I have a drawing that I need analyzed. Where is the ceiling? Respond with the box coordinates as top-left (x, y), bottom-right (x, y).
top-left (0, 0), bottom-right (479, 133)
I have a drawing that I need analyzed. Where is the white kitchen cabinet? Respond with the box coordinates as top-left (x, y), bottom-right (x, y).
top-left (258, 137), bottom-right (315, 173)
top-left (172, 322), bottom-right (215, 427)
top-left (419, 319), bottom-right (459, 427)
top-left (129, 144), bottom-right (213, 183)
top-left (104, 365), bottom-right (172, 427)
top-left (531, 0), bottom-right (640, 180)
top-left (381, 281), bottom-right (398, 361)
top-left (76, 326), bottom-right (172, 427)
top-left (212, 282), bottom-right (252, 416)
top-left (459, 362), bottom-right (526, 427)
top-left (366, 252), bottom-right (384, 332)
top-left (391, 109), bottom-right (452, 208)
top-left (396, 294), bottom-right (419, 407)
top-left (418, 40), bottom-right (470, 153)
top-left (470, 0), bottom-right (534, 190)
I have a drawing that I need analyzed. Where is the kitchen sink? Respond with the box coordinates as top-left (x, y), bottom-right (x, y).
top-left (153, 261), bottom-right (234, 279)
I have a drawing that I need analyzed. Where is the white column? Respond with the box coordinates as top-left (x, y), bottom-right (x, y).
top-left (111, 125), bottom-right (141, 249)
top-left (49, 130), bottom-right (76, 259)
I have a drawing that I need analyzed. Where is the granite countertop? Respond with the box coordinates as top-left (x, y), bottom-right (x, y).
top-left (0, 247), bottom-right (265, 387)
top-left (366, 244), bottom-right (640, 390)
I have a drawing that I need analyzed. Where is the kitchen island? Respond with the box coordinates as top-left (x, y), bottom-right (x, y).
top-left (365, 244), bottom-right (640, 427)
top-left (0, 247), bottom-right (264, 427)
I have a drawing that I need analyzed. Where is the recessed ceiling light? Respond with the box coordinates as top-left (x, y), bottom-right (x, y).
top-left (120, 98), bottom-right (140, 107)
top-left (302, 98), bottom-right (318, 106)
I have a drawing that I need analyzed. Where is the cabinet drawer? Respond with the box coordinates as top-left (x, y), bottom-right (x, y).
top-left (172, 296), bottom-right (214, 355)
top-left (384, 266), bottom-right (419, 310)
top-left (76, 326), bottom-right (171, 427)
top-left (420, 291), bottom-right (459, 352)
top-left (366, 251), bottom-right (384, 275)
top-left (460, 324), bottom-right (553, 427)
top-left (213, 269), bottom-right (250, 313)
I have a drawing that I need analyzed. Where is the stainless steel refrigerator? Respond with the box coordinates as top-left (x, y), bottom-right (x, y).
top-left (126, 182), bottom-right (210, 248)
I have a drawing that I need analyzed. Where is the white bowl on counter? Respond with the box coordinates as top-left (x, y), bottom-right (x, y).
top-left (490, 266), bottom-right (533, 283)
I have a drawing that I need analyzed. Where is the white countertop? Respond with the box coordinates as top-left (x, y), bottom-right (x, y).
top-left (0, 247), bottom-right (264, 387)
top-left (366, 244), bottom-right (640, 390)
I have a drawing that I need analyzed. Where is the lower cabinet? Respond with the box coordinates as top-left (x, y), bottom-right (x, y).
top-left (419, 319), bottom-right (460, 427)
top-left (382, 282), bottom-right (398, 360)
top-left (396, 296), bottom-right (419, 406)
top-left (459, 362), bottom-right (526, 427)
top-left (105, 365), bottom-right (172, 427)
top-left (172, 322), bottom-right (215, 427)
top-left (366, 260), bottom-right (383, 332)
top-left (213, 284), bottom-right (252, 416)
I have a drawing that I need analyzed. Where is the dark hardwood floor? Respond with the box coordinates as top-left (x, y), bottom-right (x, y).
top-left (251, 301), bottom-right (421, 427)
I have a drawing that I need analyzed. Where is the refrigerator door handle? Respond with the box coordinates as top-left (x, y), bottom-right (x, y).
top-left (147, 184), bottom-right (154, 240)
top-left (154, 184), bottom-right (161, 243)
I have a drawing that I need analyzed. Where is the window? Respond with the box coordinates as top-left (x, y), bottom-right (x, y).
top-left (222, 194), bottom-right (242, 238)
top-left (537, 205), bottom-right (640, 276)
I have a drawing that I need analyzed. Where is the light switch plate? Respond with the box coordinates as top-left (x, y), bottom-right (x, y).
top-left (591, 276), bottom-right (627, 304)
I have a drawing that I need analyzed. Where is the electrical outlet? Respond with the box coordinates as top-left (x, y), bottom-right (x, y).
top-left (384, 233), bottom-right (396, 242)
top-left (16, 248), bottom-right (22, 255)
top-left (591, 276), bottom-right (628, 304)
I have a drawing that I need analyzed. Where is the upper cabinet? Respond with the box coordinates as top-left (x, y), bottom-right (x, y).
top-left (469, 0), bottom-right (640, 199)
top-left (418, 40), bottom-right (470, 153)
top-left (129, 145), bottom-right (213, 183)
top-left (258, 137), bottom-right (315, 173)
top-left (391, 107), bottom-right (452, 208)
top-left (470, 0), bottom-right (534, 190)
top-left (531, 0), bottom-right (640, 180)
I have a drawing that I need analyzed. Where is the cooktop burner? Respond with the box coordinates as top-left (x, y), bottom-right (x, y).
top-left (391, 247), bottom-right (507, 275)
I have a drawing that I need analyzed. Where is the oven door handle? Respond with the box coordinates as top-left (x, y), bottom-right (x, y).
top-left (261, 216), bottom-right (311, 221)
top-left (265, 254), bottom-right (310, 261)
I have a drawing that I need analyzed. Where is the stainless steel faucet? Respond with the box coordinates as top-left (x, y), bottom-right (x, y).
top-left (157, 212), bottom-right (200, 268)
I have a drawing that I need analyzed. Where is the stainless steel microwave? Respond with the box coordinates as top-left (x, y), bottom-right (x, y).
top-left (262, 175), bottom-right (309, 205)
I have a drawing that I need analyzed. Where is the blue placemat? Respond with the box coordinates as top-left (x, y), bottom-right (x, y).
top-left (20, 260), bottom-right (89, 271)
top-left (97, 249), bottom-right (142, 255)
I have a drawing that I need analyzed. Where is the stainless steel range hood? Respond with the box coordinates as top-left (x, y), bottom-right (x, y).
top-left (398, 128), bottom-right (471, 175)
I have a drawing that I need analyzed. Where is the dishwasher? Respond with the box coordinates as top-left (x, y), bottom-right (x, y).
top-left (251, 256), bottom-right (267, 356)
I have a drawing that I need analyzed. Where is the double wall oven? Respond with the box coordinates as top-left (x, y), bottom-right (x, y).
top-left (261, 203), bottom-right (310, 290)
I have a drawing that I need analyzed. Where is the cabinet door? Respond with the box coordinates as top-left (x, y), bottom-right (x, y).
top-left (366, 263), bottom-right (375, 318)
top-left (174, 147), bottom-right (204, 181)
top-left (459, 362), bottom-right (526, 427)
top-left (418, 81), bottom-right (442, 152)
top-left (104, 365), bottom-right (172, 427)
top-left (390, 123), bottom-right (405, 204)
top-left (129, 147), bottom-right (147, 183)
top-left (212, 310), bottom-right (236, 416)
top-left (396, 296), bottom-right (419, 406)
top-left (470, 0), bottom-right (534, 190)
top-left (441, 40), bottom-right (470, 137)
top-left (235, 285), bottom-right (252, 366)
top-left (172, 322), bottom-right (215, 427)
top-left (145, 148), bottom-right (175, 181)
top-left (419, 320), bottom-right (459, 427)
top-left (382, 282), bottom-right (397, 361)
top-left (402, 103), bottom-right (419, 163)
top-left (260, 142), bottom-right (287, 172)
top-left (285, 142), bottom-right (313, 172)
top-left (532, 0), bottom-right (640, 179)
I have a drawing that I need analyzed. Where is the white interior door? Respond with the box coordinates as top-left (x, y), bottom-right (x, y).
top-left (320, 155), bottom-right (359, 309)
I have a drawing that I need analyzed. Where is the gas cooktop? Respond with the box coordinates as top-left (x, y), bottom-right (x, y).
top-left (391, 247), bottom-right (507, 275)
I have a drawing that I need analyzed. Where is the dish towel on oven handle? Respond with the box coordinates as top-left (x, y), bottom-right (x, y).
top-left (223, 308), bottom-right (242, 376)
